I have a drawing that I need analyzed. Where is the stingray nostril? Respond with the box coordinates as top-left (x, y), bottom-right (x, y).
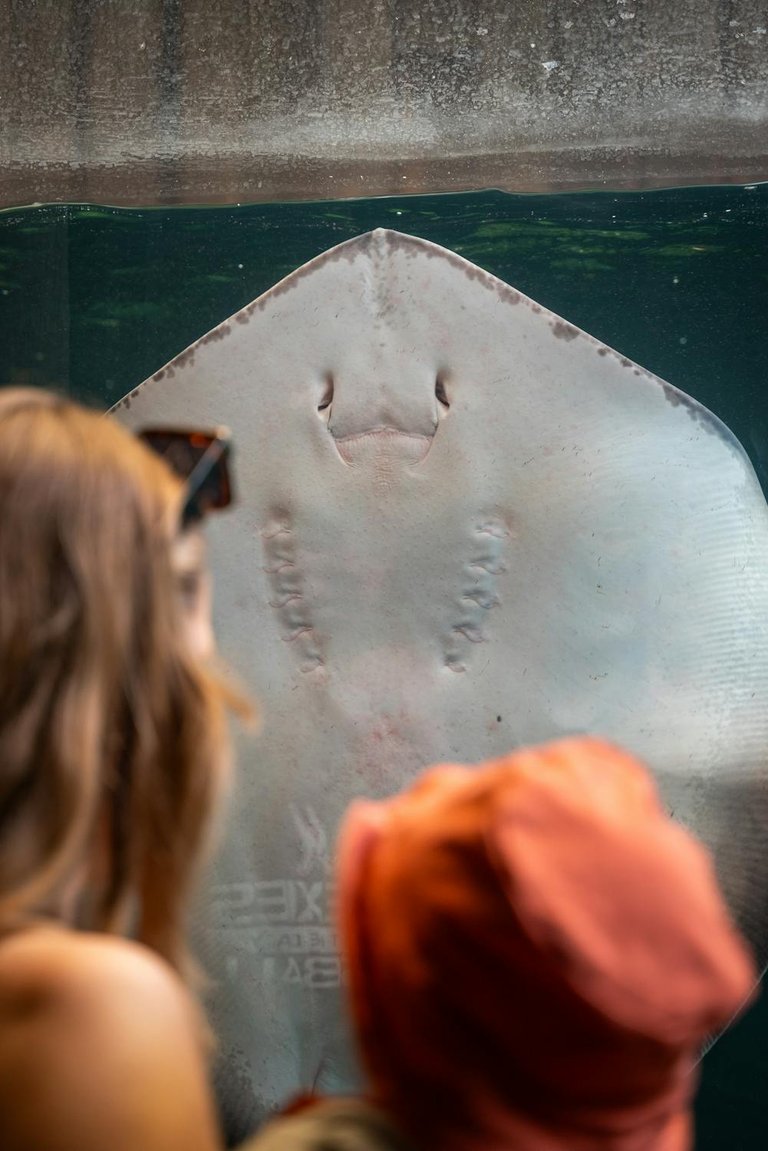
top-left (317, 374), bottom-right (334, 418)
top-left (435, 375), bottom-right (451, 411)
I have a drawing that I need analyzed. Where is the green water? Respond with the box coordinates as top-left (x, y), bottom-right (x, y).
top-left (1, 185), bottom-right (768, 1145)
top-left (2, 185), bottom-right (768, 489)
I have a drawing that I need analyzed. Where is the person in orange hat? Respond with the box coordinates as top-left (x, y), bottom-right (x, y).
top-left (257, 736), bottom-right (756, 1151)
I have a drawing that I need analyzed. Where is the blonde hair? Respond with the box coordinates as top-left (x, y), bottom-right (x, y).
top-left (0, 389), bottom-right (248, 983)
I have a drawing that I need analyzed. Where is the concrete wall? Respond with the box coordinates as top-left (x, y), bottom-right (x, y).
top-left (1, 0), bottom-right (767, 206)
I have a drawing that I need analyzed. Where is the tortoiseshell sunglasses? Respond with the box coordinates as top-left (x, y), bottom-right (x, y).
top-left (138, 426), bottom-right (234, 528)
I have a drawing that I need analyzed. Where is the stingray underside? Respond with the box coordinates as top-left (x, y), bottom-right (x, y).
top-left (113, 229), bottom-right (768, 1136)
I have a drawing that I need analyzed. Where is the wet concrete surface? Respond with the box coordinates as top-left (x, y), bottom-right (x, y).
top-left (3, 142), bottom-right (767, 209)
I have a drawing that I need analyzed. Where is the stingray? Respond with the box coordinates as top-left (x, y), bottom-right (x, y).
top-left (113, 230), bottom-right (768, 1138)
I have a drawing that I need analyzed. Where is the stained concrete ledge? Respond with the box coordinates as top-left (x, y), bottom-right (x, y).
top-left (2, 141), bottom-right (766, 209)
top-left (1, 0), bottom-right (767, 206)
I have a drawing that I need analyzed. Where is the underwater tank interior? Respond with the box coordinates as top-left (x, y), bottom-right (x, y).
top-left (2, 3), bottom-right (768, 1148)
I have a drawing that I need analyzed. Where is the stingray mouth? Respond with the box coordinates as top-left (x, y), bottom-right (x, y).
top-left (331, 427), bottom-right (435, 467)
top-left (320, 374), bottom-right (449, 467)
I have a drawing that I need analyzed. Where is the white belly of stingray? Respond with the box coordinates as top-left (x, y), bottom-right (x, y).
top-left (113, 230), bottom-right (768, 1133)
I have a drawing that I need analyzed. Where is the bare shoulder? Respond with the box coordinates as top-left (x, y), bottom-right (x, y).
top-left (0, 927), bottom-right (222, 1151)
top-left (0, 927), bottom-right (200, 1055)
top-left (0, 925), bottom-right (184, 1006)
top-left (0, 926), bottom-right (206, 1019)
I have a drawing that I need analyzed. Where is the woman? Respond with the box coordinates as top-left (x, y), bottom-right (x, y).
top-left (0, 389), bottom-right (251, 1150)
top-left (258, 737), bottom-right (757, 1151)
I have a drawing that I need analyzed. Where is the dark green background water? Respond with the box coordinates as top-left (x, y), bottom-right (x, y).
top-left (1, 184), bottom-right (767, 1146)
